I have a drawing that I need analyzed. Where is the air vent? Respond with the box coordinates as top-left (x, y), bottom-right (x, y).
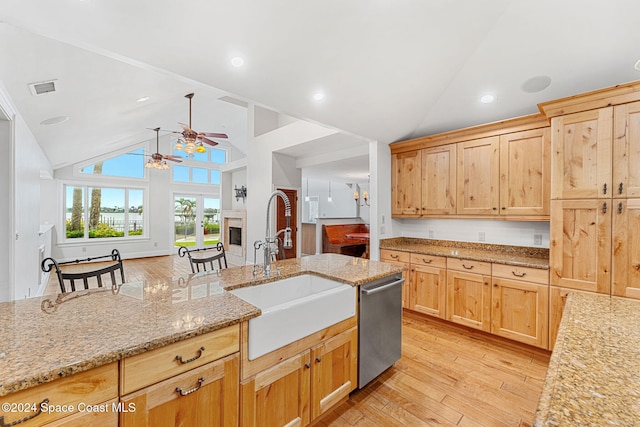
top-left (28, 79), bottom-right (58, 96)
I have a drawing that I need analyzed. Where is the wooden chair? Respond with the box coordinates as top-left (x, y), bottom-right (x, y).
top-left (178, 243), bottom-right (228, 273)
top-left (41, 249), bottom-right (126, 293)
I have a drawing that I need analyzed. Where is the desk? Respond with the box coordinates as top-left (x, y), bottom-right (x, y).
top-left (346, 232), bottom-right (370, 258)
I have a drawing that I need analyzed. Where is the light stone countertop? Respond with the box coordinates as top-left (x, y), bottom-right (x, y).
top-left (0, 254), bottom-right (402, 397)
top-left (534, 292), bottom-right (640, 426)
top-left (380, 237), bottom-right (549, 269)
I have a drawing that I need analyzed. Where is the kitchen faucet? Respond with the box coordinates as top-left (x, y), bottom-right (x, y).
top-left (253, 190), bottom-right (293, 277)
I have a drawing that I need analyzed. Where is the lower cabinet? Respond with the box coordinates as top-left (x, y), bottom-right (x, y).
top-left (120, 353), bottom-right (239, 427)
top-left (380, 249), bottom-right (411, 308)
top-left (240, 326), bottom-right (358, 427)
top-left (446, 268), bottom-right (492, 332)
top-left (409, 254), bottom-right (447, 318)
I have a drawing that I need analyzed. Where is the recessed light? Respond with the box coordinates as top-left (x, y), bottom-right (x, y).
top-left (231, 57), bottom-right (244, 67)
top-left (480, 94), bottom-right (495, 104)
top-left (40, 116), bottom-right (70, 126)
top-left (136, 96), bottom-right (150, 103)
top-left (635, 59), bottom-right (640, 71)
top-left (313, 92), bottom-right (325, 101)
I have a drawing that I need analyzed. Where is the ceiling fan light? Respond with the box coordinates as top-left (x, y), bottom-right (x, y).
top-left (174, 140), bottom-right (184, 151)
top-left (196, 144), bottom-right (206, 153)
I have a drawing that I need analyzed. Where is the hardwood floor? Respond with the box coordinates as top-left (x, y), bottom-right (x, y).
top-left (43, 255), bottom-right (550, 426)
top-left (314, 312), bottom-right (550, 427)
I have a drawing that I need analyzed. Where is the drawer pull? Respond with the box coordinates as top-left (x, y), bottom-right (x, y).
top-left (462, 264), bottom-right (474, 270)
top-left (0, 398), bottom-right (48, 427)
top-left (511, 271), bottom-right (526, 278)
top-left (176, 346), bottom-right (205, 364)
top-left (619, 182), bottom-right (624, 194)
top-left (390, 254), bottom-right (399, 259)
top-left (422, 258), bottom-right (432, 264)
top-left (176, 377), bottom-right (205, 396)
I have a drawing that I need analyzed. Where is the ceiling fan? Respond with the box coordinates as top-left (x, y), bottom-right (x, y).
top-left (170, 93), bottom-right (228, 154)
top-left (145, 127), bottom-right (183, 169)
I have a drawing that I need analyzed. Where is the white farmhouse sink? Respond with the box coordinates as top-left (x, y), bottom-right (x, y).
top-left (230, 274), bottom-right (356, 360)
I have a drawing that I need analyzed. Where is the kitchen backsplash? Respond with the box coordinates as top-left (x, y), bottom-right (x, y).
top-left (396, 218), bottom-right (550, 248)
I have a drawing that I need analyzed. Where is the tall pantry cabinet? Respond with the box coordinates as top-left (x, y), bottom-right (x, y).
top-left (542, 83), bottom-right (640, 348)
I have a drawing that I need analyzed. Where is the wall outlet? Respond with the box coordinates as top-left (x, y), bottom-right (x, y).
top-left (428, 229), bottom-right (434, 238)
top-left (380, 225), bottom-right (385, 235)
top-left (478, 232), bottom-right (486, 242)
top-left (534, 234), bottom-right (543, 245)
top-left (82, 247), bottom-right (87, 252)
top-left (154, 242), bottom-right (158, 247)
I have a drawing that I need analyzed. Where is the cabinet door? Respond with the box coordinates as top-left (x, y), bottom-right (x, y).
top-left (310, 327), bottom-right (358, 420)
top-left (549, 287), bottom-right (593, 350)
top-left (550, 108), bottom-right (612, 199)
top-left (446, 270), bottom-right (491, 331)
top-left (121, 354), bottom-right (239, 427)
top-left (550, 199), bottom-right (611, 293)
top-left (410, 264), bottom-right (447, 318)
top-left (499, 127), bottom-right (550, 216)
top-left (421, 144), bottom-right (456, 215)
top-left (614, 101), bottom-right (640, 198)
top-left (240, 351), bottom-right (310, 427)
top-left (612, 199), bottom-right (640, 299)
top-left (391, 150), bottom-right (421, 217)
top-left (456, 137), bottom-right (500, 215)
top-left (491, 278), bottom-right (549, 348)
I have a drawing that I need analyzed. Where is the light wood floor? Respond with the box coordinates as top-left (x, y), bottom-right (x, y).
top-left (44, 255), bottom-right (550, 426)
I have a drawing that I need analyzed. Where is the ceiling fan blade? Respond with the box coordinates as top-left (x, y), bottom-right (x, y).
top-left (199, 136), bottom-right (219, 147)
top-left (164, 157), bottom-right (183, 163)
top-left (201, 132), bottom-right (228, 139)
top-left (178, 122), bottom-right (194, 133)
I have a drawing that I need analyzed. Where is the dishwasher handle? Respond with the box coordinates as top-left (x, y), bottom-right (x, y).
top-left (361, 278), bottom-right (405, 296)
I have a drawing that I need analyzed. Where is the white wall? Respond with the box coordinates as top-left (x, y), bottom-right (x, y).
top-left (0, 117), bottom-right (10, 301)
top-left (394, 218), bottom-right (550, 248)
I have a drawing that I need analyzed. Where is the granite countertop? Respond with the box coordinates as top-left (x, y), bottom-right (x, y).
top-left (534, 292), bottom-right (640, 426)
top-left (0, 253), bottom-right (401, 397)
top-left (380, 237), bottom-right (549, 269)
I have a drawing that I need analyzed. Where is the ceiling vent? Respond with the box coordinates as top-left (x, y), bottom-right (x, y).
top-left (28, 79), bottom-right (58, 96)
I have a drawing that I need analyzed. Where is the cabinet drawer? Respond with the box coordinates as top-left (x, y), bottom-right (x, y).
top-left (0, 363), bottom-right (117, 427)
top-left (410, 253), bottom-right (446, 269)
top-left (447, 258), bottom-right (491, 275)
top-left (121, 324), bottom-right (239, 395)
top-left (380, 249), bottom-right (410, 264)
top-left (492, 263), bottom-right (549, 285)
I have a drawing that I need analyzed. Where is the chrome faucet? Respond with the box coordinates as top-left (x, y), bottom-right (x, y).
top-left (254, 190), bottom-right (293, 277)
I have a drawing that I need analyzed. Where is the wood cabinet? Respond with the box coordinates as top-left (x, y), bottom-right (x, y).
top-left (380, 249), bottom-right (411, 308)
top-left (240, 327), bottom-right (357, 427)
top-left (446, 259), bottom-right (492, 332)
top-left (421, 144), bottom-right (456, 215)
top-left (120, 354), bottom-right (239, 427)
top-left (550, 108), bottom-right (613, 199)
top-left (499, 127), bottom-right (551, 215)
top-left (391, 150), bottom-right (421, 216)
top-left (456, 137), bottom-right (500, 215)
top-left (0, 363), bottom-right (118, 427)
top-left (390, 113), bottom-right (550, 219)
top-left (119, 325), bottom-right (240, 427)
top-left (310, 327), bottom-right (358, 420)
top-left (409, 254), bottom-right (447, 318)
top-left (491, 265), bottom-right (549, 348)
top-left (549, 200), bottom-right (611, 294)
top-left (613, 101), bottom-right (640, 198)
top-left (612, 199), bottom-right (640, 299)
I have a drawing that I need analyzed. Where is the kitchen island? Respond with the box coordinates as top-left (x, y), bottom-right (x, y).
top-left (0, 253), bottom-right (402, 398)
top-left (534, 292), bottom-right (640, 426)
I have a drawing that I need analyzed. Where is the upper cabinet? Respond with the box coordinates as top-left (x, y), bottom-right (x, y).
top-left (550, 108), bottom-right (613, 199)
top-left (391, 150), bottom-right (422, 217)
top-left (390, 114), bottom-right (550, 219)
top-left (613, 101), bottom-right (640, 198)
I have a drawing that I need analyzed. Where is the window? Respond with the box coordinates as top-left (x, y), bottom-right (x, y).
top-left (171, 147), bottom-right (226, 185)
top-left (64, 185), bottom-right (145, 240)
top-left (80, 149), bottom-right (145, 179)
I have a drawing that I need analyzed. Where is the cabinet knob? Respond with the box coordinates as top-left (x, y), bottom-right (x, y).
top-left (492, 207), bottom-right (497, 211)
top-left (618, 202), bottom-right (623, 214)
top-left (619, 182), bottom-right (624, 194)
top-left (493, 283), bottom-right (498, 287)
top-left (316, 357), bottom-right (322, 363)
top-left (603, 202), bottom-right (607, 214)
top-left (603, 183), bottom-right (608, 195)
top-left (304, 363), bottom-right (311, 369)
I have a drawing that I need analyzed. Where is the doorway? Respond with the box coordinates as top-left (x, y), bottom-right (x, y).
top-left (173, 194), bottom-right (221, 249)
top-left (276, 188), bottom-right (298, 259)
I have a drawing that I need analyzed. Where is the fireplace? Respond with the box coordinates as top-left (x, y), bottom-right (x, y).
top-left (222, 210), bottom-right (246, 264)
top-left (229, 227), bottom-right (242, 246)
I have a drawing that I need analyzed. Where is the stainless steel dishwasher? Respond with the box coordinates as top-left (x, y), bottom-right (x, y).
top-left (358, 273), bottom-right (404, 389)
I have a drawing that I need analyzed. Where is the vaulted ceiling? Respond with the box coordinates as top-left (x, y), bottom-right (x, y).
top-left (1, 1), bottom-right (639, 174)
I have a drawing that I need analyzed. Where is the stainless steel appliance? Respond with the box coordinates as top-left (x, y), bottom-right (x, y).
top-left (358, 273), bottom-right (404, 389)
